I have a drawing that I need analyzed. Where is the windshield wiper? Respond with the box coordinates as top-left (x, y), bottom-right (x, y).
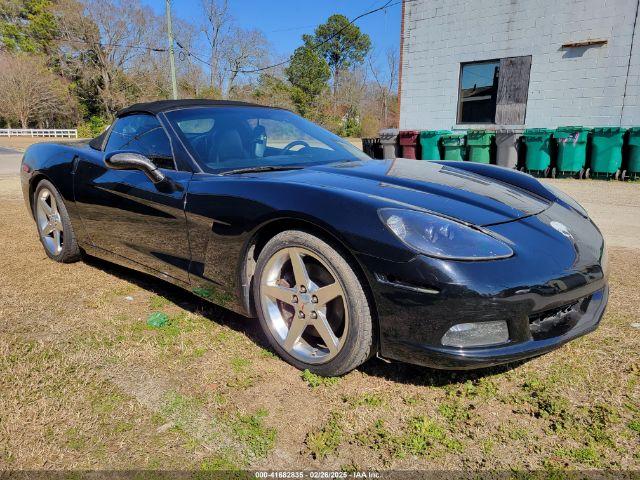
top-left (220, 165), bottom-right (304, 176)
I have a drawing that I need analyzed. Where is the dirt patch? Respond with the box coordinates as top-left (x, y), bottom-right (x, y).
top-left (0, 176), bottom-right (638, 472)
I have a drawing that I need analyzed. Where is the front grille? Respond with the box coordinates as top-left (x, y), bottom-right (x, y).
top-left (528, 299), bottom-right (586, 340)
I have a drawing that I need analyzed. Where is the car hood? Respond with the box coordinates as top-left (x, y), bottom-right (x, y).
top-left (282, 159), bottom-right (551, 227)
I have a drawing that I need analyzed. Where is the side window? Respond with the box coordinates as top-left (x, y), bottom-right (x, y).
top-left (105, 114), bottom-right (176, 170)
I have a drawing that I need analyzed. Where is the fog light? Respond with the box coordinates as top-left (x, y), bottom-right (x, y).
top-left (441, 321), bottom-right (509, 348)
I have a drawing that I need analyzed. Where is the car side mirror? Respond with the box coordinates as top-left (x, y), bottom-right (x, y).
top-left (104, 151), bottom-right (166, 184)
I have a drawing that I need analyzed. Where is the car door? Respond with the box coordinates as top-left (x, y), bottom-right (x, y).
top-left (73, 113), bottom-right (192, 283)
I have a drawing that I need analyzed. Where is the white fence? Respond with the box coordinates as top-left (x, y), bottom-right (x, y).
top-left (0, 128), bottom-right (78, 138)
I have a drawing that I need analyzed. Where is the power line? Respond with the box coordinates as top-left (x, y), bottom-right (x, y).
top-left (175, 40), bottom-right (215, 68)
top-left (175, 0), bottom-right (400, 75)
top-left (59, 38), bottom-right (168, 52)
top-left (239, 0), bottom-right (396, 74)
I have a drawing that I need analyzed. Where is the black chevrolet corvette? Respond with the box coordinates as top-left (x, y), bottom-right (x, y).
top-left (21, 99), bottom-right (608, 376)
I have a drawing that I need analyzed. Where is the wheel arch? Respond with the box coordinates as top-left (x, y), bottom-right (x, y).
top-left (239, 217), bottom-right (380, 350)
top-left (28, 172), bottom-right (52, 218)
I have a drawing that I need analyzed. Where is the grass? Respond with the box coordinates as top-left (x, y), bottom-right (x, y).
top-left (159, 391), bottom-right (205, 433)
top-left (199, 450), bottom-right (244, 473)
top-left (149, 294), bottom-right (171, 310)
top-left (227, 356), bottom-right (259, 389)
top-left (437, 398), bottom-right (471, 424)
top-left (301, 369), bottom-right (341, 388)
top-left (555, 444), bottom-right (601, 467)
top-left (396, 416), bottom-right (463, 457)
top-left (0, 176), bottom-right (639, 471)
top-left (229, 409), bottom-right (276, 459)
top-left (345, 392), bottom-right (385, 408)
top-left (354, 419), bottom-right (393, 451)
top-left (306, 412), bottom-right (343, 459)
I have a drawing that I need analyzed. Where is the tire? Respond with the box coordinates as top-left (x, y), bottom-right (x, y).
top-left (33, 179), bottom-right (81, 263)
top-left (253, 230), bottom-right (374, 376)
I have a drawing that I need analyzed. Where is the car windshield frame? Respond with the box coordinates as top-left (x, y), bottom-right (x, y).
top-left (163, 106), bottom-right (369, 174)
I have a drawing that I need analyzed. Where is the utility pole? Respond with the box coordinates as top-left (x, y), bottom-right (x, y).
top-left (166, 0), bottom-right (178, 100)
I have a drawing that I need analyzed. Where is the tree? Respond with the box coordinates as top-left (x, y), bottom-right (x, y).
top-left (368, 47), bottom-right (399, 128)
top-left (222, 26), bottom-right (269, 98)
top-left (285, 43), bottom-right (330, 118)
top-left (0, 53), bottom-right (77, 127)
top-left (200, 0), bottom-right (230, 93)
top-left (307, 14), bottom-right (371, 95)
top-left (55, 0), bottom-right (165, 117)
top-left (253, 72), bottom-right (294, 110)
top-left (0, 0), bottom-right (58, 54)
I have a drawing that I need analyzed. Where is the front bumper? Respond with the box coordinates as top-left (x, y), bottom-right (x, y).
top-left (358, 203), bottom-right (608, 370)
top-left (384, 285), bottom-right (607, 369)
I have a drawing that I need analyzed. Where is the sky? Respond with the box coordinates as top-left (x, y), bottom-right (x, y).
top-left (141, 0), bottom-right (402, 76)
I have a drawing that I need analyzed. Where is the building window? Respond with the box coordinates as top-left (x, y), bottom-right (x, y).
top-left (457, 56), bottom-right (532, 125)
top-left (458, 61), bottom-right (500, 124)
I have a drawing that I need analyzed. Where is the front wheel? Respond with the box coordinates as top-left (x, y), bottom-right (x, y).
top-left (253, 230), bottom-right (374, 376)
top-left (33, 179), bottom-right (81, 263)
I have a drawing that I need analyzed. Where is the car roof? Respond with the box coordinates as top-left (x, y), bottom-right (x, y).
top-left (116, 99), bottom-right (281, 117)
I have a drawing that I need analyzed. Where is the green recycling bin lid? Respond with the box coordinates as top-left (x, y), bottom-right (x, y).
top-left (556, 125), bottom-right (591, 132)
top-left (555, 126), bottom-right (591, 142)
top-left (556, 126), bottom-right (591, 133)
top-left (523, 128), bottom-right (553, 141)
top-left (592, 126), bottom-right (624, 134)
top-left (442, 133), bottom-right (465, 143)
top-left (419, 130), bottom-right (451, 137)
top-left (523, 128), bottom-right (554, 134)
top-left (467, 130), bottom-right (494, 145)
top-left (626, 127), bottom-right (640, 146)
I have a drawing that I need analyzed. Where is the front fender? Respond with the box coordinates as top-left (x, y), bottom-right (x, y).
top-left (183, 175), bottom-right (415, 315)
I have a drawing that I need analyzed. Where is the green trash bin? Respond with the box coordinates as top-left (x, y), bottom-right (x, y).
top-left (441, 133), bottom-right (466, 161)
top-left (555, 126), bottom-right (591, 178)
top-left (522, 128), bottom-right (554, 177)
top-left (626, 127), bottom-right (640, 180)
top-left (466, 130), bottom-right (495, 164)
top-left (590, 127), bottom-right (625, 179)
top-left (419, 130), bottom-right (451, 160)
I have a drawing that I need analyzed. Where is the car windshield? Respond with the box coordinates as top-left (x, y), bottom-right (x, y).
top-left (165, 106), bottom-right (369, 173)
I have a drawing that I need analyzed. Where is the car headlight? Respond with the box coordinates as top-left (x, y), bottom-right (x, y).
top-left (379, 208), bottom-right (514, 261)
top-left (545, 184), bottom-right (588, 218)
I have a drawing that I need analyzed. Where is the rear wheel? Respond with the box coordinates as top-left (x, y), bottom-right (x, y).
top-left (33, 180), bottom-right (81, 263)
top-left (253, 230), bottom-right (374, 376)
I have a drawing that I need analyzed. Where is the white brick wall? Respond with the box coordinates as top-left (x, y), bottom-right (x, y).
top-left (400, 0), bottom-right (640, 130)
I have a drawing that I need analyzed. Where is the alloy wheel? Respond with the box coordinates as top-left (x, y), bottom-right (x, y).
top-left (35, 188), bottom-right (64, 255)
top-left (259, 247), bottom-right (348, 364)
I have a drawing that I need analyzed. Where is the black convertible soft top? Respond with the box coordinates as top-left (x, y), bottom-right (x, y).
top-left (117, 99), bottom-right (278, 116)
top-left (89, 99), bottom-right (280, 150)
